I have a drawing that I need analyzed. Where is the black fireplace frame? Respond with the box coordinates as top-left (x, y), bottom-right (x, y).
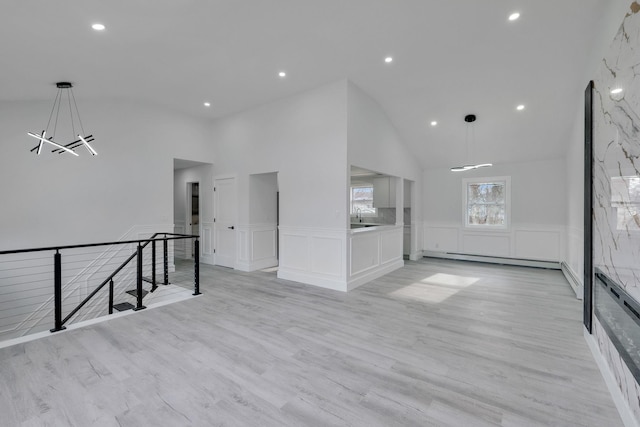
top-left (594, 267), bottom-right (640, 383)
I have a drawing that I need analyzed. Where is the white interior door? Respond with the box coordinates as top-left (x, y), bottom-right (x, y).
top-left (214, 177), bottom-right (236, 268)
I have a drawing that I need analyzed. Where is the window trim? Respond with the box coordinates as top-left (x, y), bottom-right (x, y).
top-left (462, 176), bottom-right (511, 231)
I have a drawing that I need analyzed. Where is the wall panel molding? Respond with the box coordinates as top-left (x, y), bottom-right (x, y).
top-left (423, 221), bottom-right (565, 263)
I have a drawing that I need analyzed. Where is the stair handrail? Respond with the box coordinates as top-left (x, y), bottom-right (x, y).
top-left (0, 232), bottom-right (200, 333)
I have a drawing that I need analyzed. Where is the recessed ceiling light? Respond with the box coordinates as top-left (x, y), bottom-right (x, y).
top-left (91, 23), bottom-right (106, 31)
top-left (430, 121), bottom-right (438, 126)
top-left (385, 57), bottom-right (393, 63)
top-left (278, 71), bottom-right (286, 77)
top-left (611, 88), bottom-right (623, 94)
top-left (508, 12), bottom-right (520, 21)
top-left (204, 102), bottom-right (211, 107)
top-left (516, 104), bottom-right (525, 111)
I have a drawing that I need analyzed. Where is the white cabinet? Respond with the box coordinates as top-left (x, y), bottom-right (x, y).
top-left (373, 177), bottom-right (396, 208)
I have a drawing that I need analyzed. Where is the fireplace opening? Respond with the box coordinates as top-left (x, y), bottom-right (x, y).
top-left (594, 268), bottom-right (640, 383)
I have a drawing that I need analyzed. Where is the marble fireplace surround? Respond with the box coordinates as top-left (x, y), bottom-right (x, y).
top-left (591, 2), bottom-right (640, 425)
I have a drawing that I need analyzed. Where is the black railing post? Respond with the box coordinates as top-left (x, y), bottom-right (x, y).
top-left (152, 239), bottom-right (157, 287)
top-left (133, 243), bottom-right (146, 311)
top-left (193, 238), bottom-right (201, 296)
top-left (50, 250), bottom-right (66, 332)
top-left (108, 279), bottom-right (114, 314)
top-left (163, 235), bottom-right (169, 285)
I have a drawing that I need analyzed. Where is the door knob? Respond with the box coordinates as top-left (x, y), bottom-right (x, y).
top-left (228, 226), bottom-right (235, 230)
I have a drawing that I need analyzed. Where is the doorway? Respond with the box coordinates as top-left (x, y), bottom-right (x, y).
top-left (186, 182), bottom-right (199, 258)
top-left (403, 179), bottom-right (413, 260)
top-left (214, 177), bottom-right (236, 268)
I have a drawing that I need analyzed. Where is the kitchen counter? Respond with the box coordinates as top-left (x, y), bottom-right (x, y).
top-left (350, 223), bottom-right (398, 233)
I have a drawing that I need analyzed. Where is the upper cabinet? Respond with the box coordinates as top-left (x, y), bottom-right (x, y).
top-left (373, 176), bottom-right (396, 208)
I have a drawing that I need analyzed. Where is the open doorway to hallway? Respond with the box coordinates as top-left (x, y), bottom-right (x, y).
top-left (186, 182), bottom-right (199, 258)
top-left (244, 171), bottom-right (279, 272)
top-left (173, 159), bottom-right (214, 265)
top-left (403, 179), bottom-right (413, 260)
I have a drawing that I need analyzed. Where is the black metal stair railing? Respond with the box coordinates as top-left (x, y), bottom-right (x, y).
top-left (0, 233), bottom-right (201, 337)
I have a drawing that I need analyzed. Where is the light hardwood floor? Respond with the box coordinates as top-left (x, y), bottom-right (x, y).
top-left (0, 258), bottom-right (623, 426)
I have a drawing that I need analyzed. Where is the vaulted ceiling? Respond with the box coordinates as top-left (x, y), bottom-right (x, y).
top-left (0, 0), bottom-right (612, 168)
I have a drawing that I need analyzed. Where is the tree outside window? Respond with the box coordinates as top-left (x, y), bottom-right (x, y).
top-left (351, 186), bottom-right (376, 215)
top-left (463, 177), bottom-right (510, 229)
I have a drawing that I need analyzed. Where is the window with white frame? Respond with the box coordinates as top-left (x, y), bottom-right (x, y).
top-left (463, 176), bottom-right (510, 229)
top-left (351, 186), bottom-right (376, 215)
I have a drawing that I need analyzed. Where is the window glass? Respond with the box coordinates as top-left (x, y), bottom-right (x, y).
top-left (464, 178), bottom-right (509, 229)
top-left (351, 186), bottom-right (376, 214)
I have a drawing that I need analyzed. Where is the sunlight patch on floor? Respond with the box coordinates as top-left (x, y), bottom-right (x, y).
top-left (389, 273), bottom-right (479, 303)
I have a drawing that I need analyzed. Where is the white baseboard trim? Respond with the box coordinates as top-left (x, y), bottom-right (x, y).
top-left (409, 250), bottom-right (423, 261)
top-left (584, 328), bottom-right (639, 427)
top-left (422, 250), bottom-right (560, 269)
top-left (347, 259), bottom-right (404, 291)
top-left (560, 261), bottom-right (583, 300)
top-left (277, 269), bottom-right (347, 292)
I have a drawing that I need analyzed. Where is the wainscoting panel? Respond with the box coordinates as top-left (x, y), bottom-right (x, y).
top-left (350, 233), bottom-right (380, 276)
top-left (201, 222), bottom-right (214, 265)
top-left (463, 234), bottom-right (510, 257)
top-left (381, 228), bottom-right (403, 265)
top-left (235, 224), bottom-right (278, 272)
top-left (278, 226), bottom-right (347, 291)
top-left (424, 226), bottom-right (458, 252)
top-left (515, 229), bottom-right (560, 260)
top-left (424, 222), bottom-right (565, 263)
top-left (348, 226), bottom-right (404, 291)
top-left (311, 236), bottom-right (343, 277)
top-left (237, 227), bottom-right (250, 266)
top-left (279, 232), bottom-right (309, 273)
top-left (253, 229), bottom-right (277, 261)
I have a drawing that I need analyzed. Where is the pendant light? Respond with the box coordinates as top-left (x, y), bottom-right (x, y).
top-left (451, 114), bottom-right (492, 172)
top-left (27, 82), bottom-right (97, 156)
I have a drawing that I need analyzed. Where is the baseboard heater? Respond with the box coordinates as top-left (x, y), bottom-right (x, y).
top-left (422, 250), bottom-right (560, 270)
top-left (560, 261), bottom-right (583, 300)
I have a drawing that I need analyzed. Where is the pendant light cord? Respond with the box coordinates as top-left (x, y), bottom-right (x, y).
top-left (70, 88), bottom-right (86, 137)
top-left (45, 89), bottom-right (62, 138)
top-left (53, 88), bottom-right (63, 139)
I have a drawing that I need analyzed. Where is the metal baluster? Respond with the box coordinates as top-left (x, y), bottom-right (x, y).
top-left (108, 279), bottom-right (114, 314)
top-left (163, 235), bottom-right (169, 285)
top-left (133, 243), bottom-right (146, 311)
top-left (193, 238), bottom-right (201, 296)
top-left (152, 239), bottom-right (157, 291)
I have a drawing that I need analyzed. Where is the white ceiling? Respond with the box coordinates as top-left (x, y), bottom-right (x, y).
top-left (0, 0), bottom-right (610, 168)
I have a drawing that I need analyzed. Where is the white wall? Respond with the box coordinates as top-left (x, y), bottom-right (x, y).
top-left (346, 81), bottom-right (424, 272)
top-left (423, 157), bottom-right (566, 262)
top-left (347, 82), bottom-right (422, 183)
top-left (209, 80), bottom-right (349, 288)
top-left (0, 99), bottom-right (212, 250)
top-left (173, 164), bottom-right (215, 264)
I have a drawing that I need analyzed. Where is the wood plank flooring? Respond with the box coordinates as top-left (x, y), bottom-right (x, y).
top-left (0, 258), bottom-right (623, 426)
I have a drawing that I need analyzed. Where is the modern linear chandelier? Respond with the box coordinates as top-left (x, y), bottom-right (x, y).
top-left (27, 82), bottom-right (97, 157)
top-left (451, 114), bottom-right (492, 172)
